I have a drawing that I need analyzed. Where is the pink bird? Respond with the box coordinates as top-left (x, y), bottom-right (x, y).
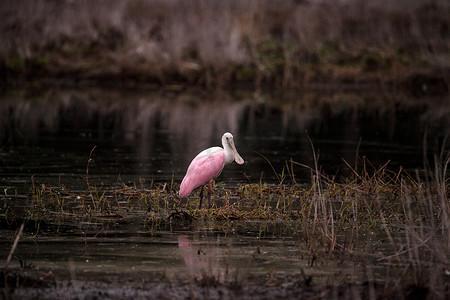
top-left (179, 132), bottom-right (244, 208)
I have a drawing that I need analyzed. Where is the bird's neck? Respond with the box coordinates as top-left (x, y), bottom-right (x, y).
top-left (223, 144), bottom-right (234, 165)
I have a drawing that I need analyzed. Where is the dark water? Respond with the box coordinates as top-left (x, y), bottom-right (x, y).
top-left (0, 87), bottom-right (448, 193)
top-left (0, 87), bottom-right (448, 296)
top-left (0, 219), bottom-right (397, 287)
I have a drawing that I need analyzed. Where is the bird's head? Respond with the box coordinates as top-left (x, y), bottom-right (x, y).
top-left (222, 132), bottom-right (244, 165)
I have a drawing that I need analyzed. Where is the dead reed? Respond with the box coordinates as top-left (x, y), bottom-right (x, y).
top-left (1, 152), bottom-right (448, 298)
top-left (1, 156), bottom-right (446, 233)
top-left (1, 0), bottom-right (448, 89)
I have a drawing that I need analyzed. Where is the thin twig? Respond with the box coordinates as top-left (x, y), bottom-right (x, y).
top-left (342, 158), bottom-right (363, 181)
top-left (377, 236), bottom-right (433, 262)
top-left (255, 151), bottom-right (281, 184)
top-left (5, 223), bottom-right (25, 268)
top-left (86, 145), bottom-right (97, 204)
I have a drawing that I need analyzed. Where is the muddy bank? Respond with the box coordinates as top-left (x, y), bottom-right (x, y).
top-left (4, 283), bottom-right (429, 300)
top-left (3, 70), bottom-right (449, 98)
top-left (1, 267), bottom-right (432, 300)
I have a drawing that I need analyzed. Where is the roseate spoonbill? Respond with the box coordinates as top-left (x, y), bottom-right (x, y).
top-left (179, 132), bottom-right (244, 208)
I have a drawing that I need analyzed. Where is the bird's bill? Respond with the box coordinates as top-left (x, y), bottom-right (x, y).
top-left (230, 142), bottom-right (244, 165)
top-left (234, 151), bottom-right (244, 165)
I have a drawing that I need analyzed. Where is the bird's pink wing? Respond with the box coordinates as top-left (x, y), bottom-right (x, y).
top-left (179, 151), bottom-right (225, 198)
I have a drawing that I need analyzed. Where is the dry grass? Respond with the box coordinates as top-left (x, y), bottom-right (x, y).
top-left (0, 0), bottom-right (448, 89)
top-left (1, 152), bottom-right (448, 298)
top-left (1, 156), bottom-right (446, 232)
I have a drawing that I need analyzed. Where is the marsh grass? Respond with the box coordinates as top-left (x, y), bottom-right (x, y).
top-left (1, 130), bottom-right (449, 298)
top-left (378, 153), bottom-right (450, 298)
top-left (1, 0), bottom-right (448, 89)
top-left (2, 156), bottom-right (446, 234)
top-left (1, 153), bottom-right (448, 298)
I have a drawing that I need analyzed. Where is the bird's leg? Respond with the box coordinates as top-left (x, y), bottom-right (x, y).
top-left (207, 181), bottom-right (213, 209)
top-left (210, 180), bottom-right (215, 193)
top-left (199, 186), bottom-right (204, 209)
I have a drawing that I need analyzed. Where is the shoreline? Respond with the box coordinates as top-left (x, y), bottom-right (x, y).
top-left (2, 69), bottom-right (448, 98)
top-left (1, 0), bottom-right (448, 95)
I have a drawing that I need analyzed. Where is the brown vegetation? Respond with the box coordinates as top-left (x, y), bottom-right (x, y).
top-left (0, 0), bottom-right (448, 91)
top-left (1, 153), bottom-right (449, 298)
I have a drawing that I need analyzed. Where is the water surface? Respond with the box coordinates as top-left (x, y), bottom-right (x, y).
top-left (1, 88), bottom-right (448, 298)
top-left (0, 218), bottom-right (399, 287)
top-left (1, 87), bottom-right (448, 193)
